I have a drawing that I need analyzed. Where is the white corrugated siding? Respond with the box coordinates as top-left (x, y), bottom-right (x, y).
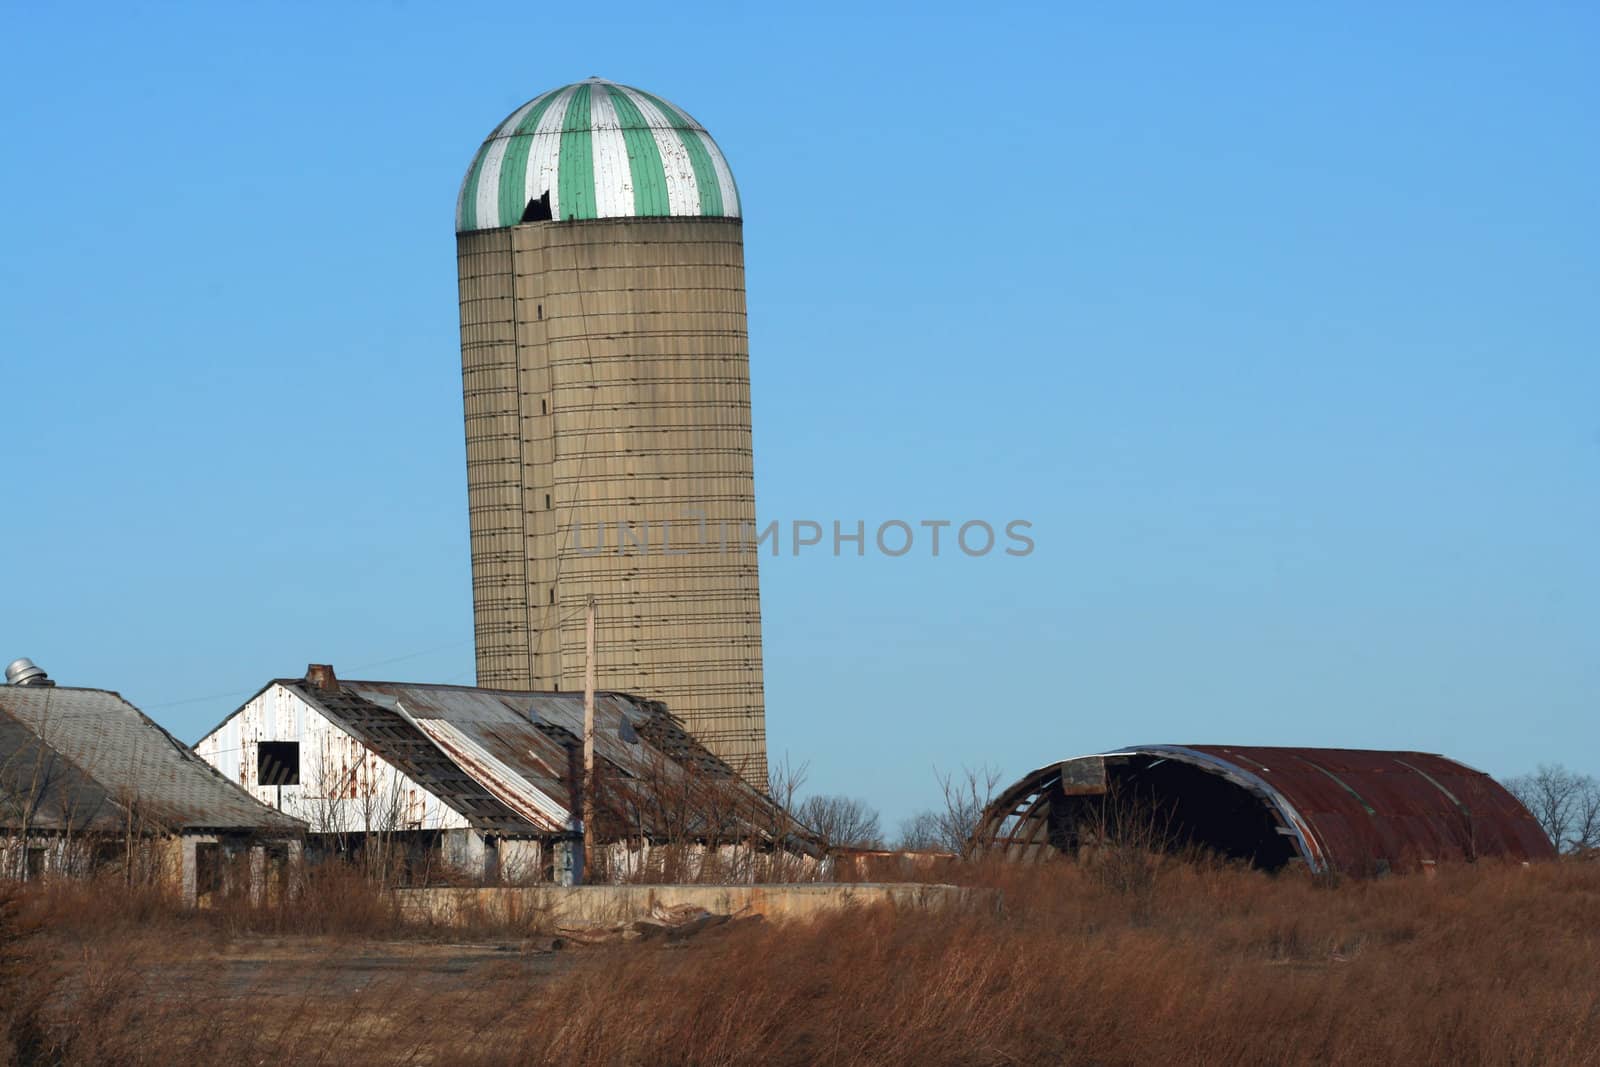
top-left (194, 684), bottom-right (470, 833)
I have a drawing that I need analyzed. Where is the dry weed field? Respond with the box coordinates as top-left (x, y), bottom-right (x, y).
top-left (4, 859), bottom-right (1599, 1066)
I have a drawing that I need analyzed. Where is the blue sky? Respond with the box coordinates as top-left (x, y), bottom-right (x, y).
top-left (3, 3), bottom-right (1596, 831)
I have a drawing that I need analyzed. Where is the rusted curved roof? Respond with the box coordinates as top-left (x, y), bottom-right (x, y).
top-left (1174, 745), bottom-right (1554, 871)
top-left (976, 745), bottom-right (1555, 874)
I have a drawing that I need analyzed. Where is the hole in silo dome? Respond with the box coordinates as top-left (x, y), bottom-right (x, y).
top-left (521, 191), bottom-right (553, 223)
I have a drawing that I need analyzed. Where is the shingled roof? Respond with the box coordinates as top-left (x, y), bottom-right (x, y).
top-left (1, 686), bottom-right (303, 835)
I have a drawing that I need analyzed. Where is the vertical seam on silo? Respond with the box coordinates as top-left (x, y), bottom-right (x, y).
top-left (514, 231), bottom-right (534, 688)
top-left (548, 230), bottom-right (608, 683)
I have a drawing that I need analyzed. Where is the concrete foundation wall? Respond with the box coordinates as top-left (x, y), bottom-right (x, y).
top-left (398, 882), bottom-right (990, 928)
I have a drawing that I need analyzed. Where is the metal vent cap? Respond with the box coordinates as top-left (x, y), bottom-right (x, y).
top-left (5, 658), bottom-right (54, 687)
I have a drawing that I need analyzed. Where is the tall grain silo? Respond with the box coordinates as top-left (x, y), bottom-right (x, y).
top-left (455, 77), bottom-right (766, 783)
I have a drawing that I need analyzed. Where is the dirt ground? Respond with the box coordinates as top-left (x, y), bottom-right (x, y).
top-left (146, 935), bottom-right (573, 1000)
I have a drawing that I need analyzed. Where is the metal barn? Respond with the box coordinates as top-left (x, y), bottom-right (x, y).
top-left (195, 665), bottom-right (795, 885)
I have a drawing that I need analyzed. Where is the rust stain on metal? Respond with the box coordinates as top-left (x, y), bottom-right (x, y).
top-left (1187, 745), bottom-right (1554, 872)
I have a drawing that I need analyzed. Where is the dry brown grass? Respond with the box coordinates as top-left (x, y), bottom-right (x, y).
top-left (4, 859), bottom-right (1600, 1066)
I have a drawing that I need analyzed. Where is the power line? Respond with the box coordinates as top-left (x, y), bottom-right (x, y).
top-left (145, 637), bottom-right (474, 710)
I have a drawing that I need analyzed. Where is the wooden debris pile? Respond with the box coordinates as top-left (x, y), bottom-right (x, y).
top-left (554, 902), bottom-right (763, 946)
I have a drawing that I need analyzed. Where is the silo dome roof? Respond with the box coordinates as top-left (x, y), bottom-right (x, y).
top-left (456, 78), bottom-right (741, 233)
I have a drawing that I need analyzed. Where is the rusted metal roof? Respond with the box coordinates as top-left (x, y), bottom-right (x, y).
top-left (0, 687), bottom-right (304, 835)
top-left (1177, 745), bottom-right (1555, 872)
top-left (280, 679), bottom-right (545, 836)
top-left (280, 677), bottom-right (785, 842)
top-left (976, 745), bottom-right (1555, 875)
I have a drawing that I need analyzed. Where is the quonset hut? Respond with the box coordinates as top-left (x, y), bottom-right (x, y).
top-left (455, 78), bottom-right (766, 783)
top-left (975, 746), bottom-right (1555, 875)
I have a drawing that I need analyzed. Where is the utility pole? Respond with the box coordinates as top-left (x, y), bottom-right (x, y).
top-left (582, 595), bottom-right (597, 882)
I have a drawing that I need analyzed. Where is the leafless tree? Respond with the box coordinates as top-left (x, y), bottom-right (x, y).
top-left (895, 810), bottom-right (945, 851)
top-left (1506, 764), bottom-right (1600, 854)
top-left (602, 744), bottom-right (816, 884)
top-left (756, 755), bottom-right (813, 881)
top-left (299, 736), bottom-right (421, 884)
top-left (763, 755), bottom-right (807, 814)
top-left (796, 795), bottom-right (882, 852)
top-left (1, 704), bottom-right (116, 882)
top-left (936, 764), bottom-right (1004, 857)
top-left (893, 765), bottom-right (1005, 856)
top-left (0, 736), bottom-right (56, 880)
top-left (301, 735), bottom-right (353, 841)
top-left (1579, 784), bottom-right (1600, 854)
top-left (608, 744), bottom-right (740, 882)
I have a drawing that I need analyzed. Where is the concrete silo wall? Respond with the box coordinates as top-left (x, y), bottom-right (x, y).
top-left (458, 228), bottom-right (534, 685)
top-left (457, 217), bottom-right (767, 784)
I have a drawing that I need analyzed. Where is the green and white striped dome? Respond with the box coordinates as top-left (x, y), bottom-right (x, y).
top-left (456, 78), bottom-right (740, 233)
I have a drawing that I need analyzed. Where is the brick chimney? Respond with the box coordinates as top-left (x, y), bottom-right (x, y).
top-left (305, 663), bottom-right (339, 693)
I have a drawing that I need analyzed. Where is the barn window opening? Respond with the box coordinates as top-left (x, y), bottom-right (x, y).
top-left (257, 741), bottom-right (301, 786)
top-left (521, 191), bottom-right (553, 223)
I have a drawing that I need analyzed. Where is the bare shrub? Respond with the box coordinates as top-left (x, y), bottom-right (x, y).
top-left (0, 884), bottom-right (59, 1064)
top-left (1081, 781), bottom-right (1183, 903)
